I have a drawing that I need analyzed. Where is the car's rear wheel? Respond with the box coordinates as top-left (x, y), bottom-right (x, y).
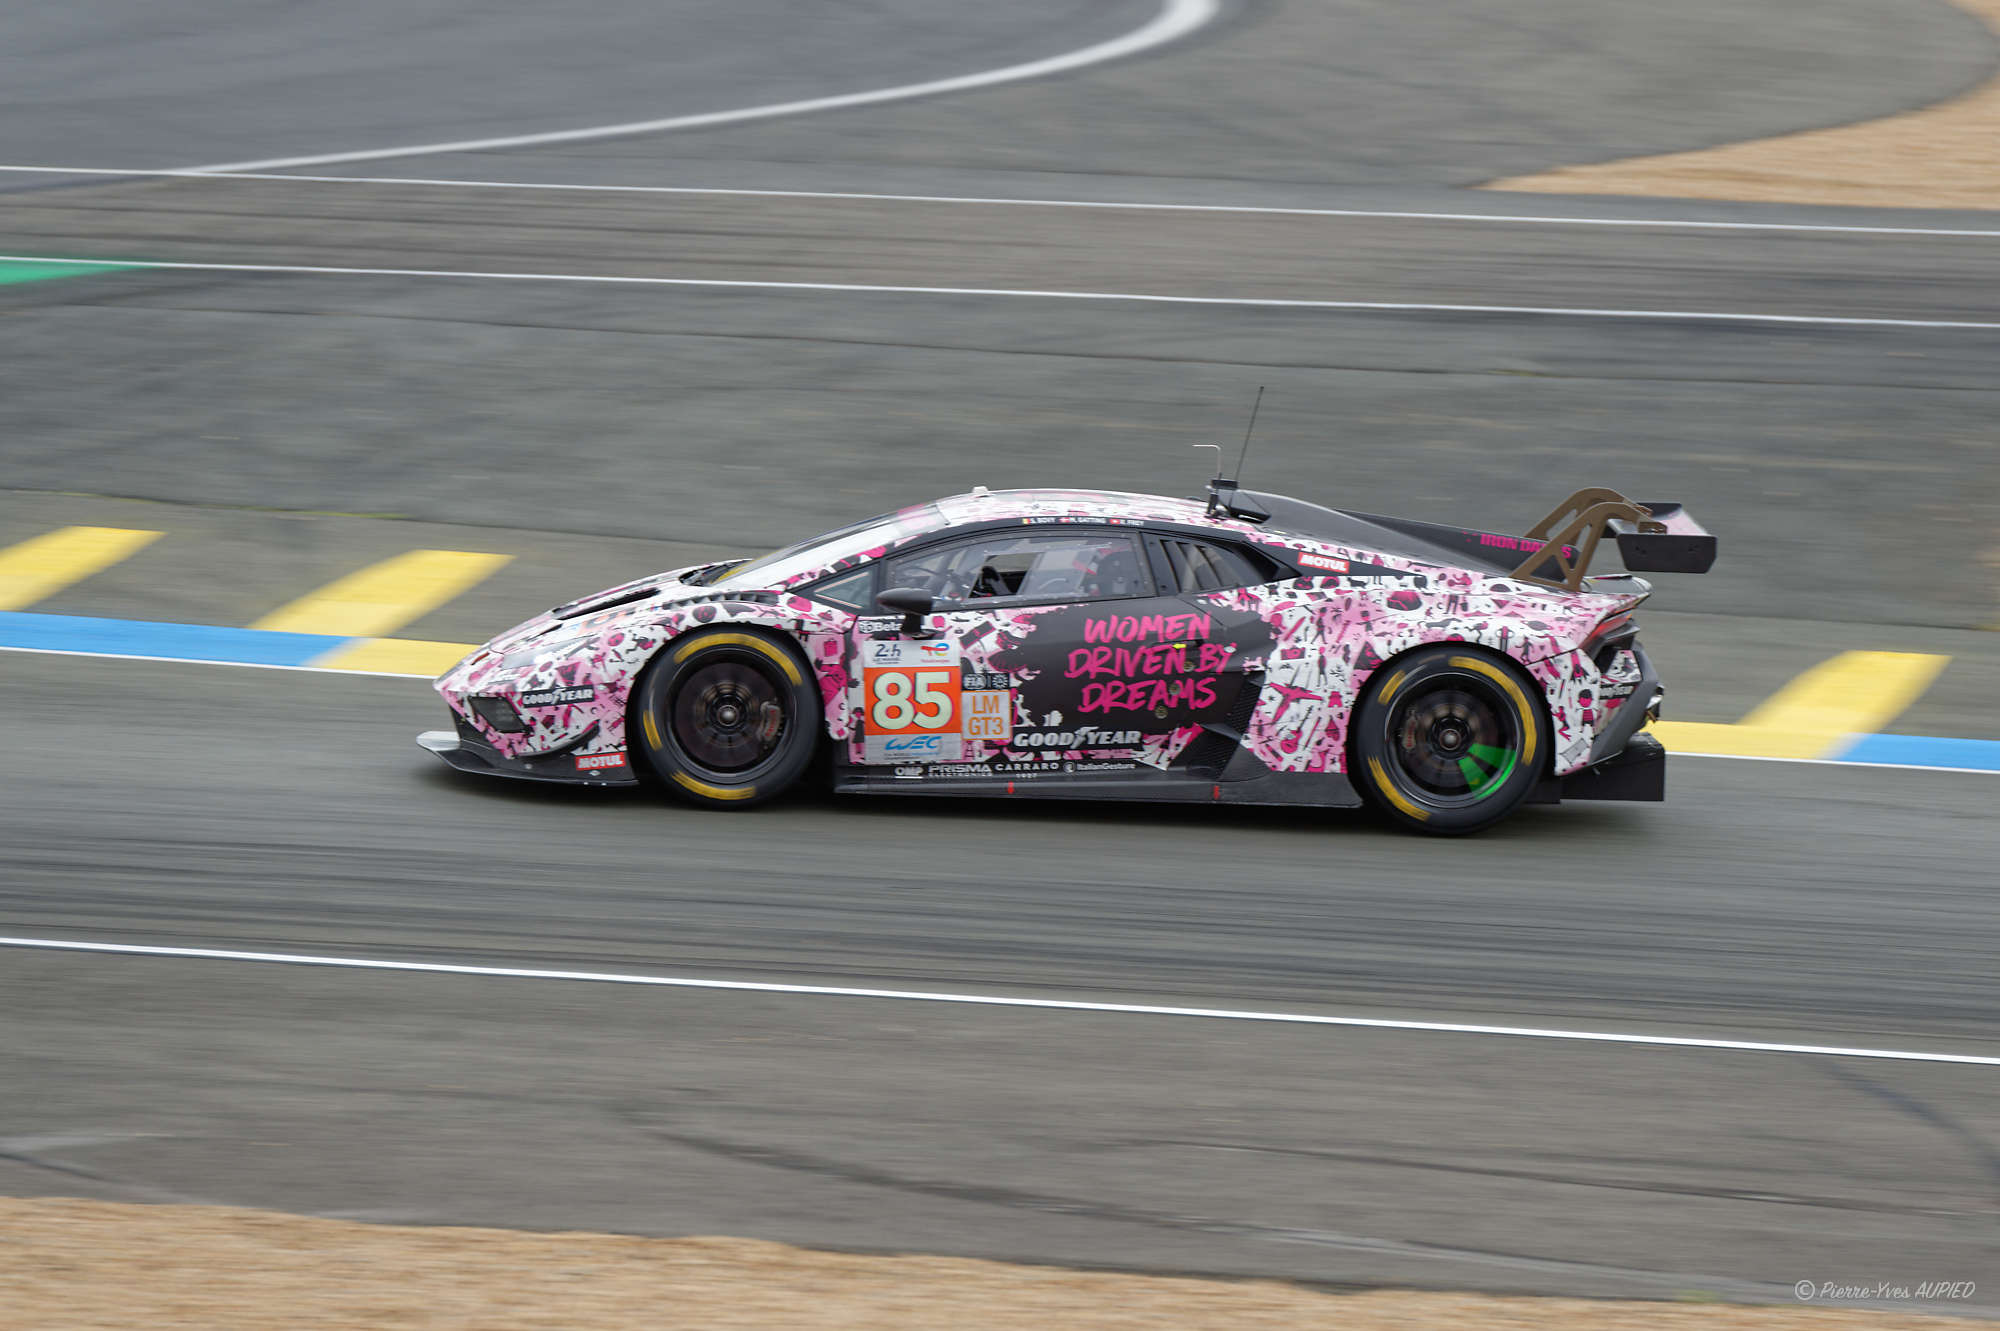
top-left (1351, 646), bottom-right (1548, 835)
top-left (633, 628), bottom-right (821, 808)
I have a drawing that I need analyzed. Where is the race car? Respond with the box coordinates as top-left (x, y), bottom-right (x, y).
top-left (418, 479), bottom-right (1714, 833)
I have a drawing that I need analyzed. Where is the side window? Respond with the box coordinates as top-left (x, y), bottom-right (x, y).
top-left (1155, 537), bottom-right (1266, 592)
top-left (885, 533), bottom-right (1151, 605)
top-left (803, 566), bottom-right (873, 610)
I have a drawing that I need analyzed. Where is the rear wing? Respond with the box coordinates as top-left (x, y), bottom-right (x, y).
top-left (1511, 488), bottom-right (1716, 591)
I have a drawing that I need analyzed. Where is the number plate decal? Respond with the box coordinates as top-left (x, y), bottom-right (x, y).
top-left (863, 639), bottom-right (964, 764)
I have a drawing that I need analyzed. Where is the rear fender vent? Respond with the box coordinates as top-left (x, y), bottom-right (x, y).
top-left (1180, 674), bottom-right (1267, 774)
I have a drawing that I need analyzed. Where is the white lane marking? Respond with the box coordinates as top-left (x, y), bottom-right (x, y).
top-left (5, 164), bottom-right (1999, 241)
top-left (175, 0), bottom-right (1220, 174)
top-left (7, 254), bottom-right (2000, 331)
top-left (4, 936), bottom-right (1995, 1066)
top-left (0, 644), bottom-right (433, 680)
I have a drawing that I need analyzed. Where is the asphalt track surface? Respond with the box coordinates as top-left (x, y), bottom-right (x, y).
top-left (4, 0), bottom-right (1999, 1308)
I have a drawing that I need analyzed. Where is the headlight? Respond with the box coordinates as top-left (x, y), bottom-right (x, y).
top-left (501, 635), bottom-right (594, 670)
top-left (469, 695), bottom-right (526, 734)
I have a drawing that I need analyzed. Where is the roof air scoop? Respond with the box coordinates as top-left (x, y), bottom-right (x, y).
top-left (1206, 474), bottom-right (1271, 523)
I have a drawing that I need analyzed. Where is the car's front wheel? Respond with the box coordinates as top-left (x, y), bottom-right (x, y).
top-left (632, 628), bottom-right (821, 808)
top-left (1350, 646), bottom-right (1549, 835)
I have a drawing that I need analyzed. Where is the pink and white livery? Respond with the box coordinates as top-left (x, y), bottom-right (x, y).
top-left (420, 479), bottom-right (1714, 833)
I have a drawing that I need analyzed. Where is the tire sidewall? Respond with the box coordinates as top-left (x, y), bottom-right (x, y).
top-left (1352, 646), bottom-right (1550, 835)
top-left (633, 628), bottom-right (821, 808)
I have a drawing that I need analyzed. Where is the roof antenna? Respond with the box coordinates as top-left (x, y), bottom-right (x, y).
top-left (1234, 384), bottom-right (1264, 483)
top-left (1203, 388), bottom-right (1272, 523)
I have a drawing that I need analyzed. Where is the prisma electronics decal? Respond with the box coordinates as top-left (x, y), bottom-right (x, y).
top-left (863, 638), bottom-right (965, 764)
top-left (890, 758), bottom-right (1144, 781)
top-left (574, 751), bottom-right (628, 771)
top-left (522, 684), bottom-right (595, 707)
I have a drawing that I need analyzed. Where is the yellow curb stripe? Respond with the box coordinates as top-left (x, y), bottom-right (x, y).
top-left (0, 526), bottom-right (161, 610)
top-left (1650, 651), bottom-right (1950, 759)
top-left (250, 550), bottom-right (511, 637)
top-left (312, 637), bottom-right (476, 676)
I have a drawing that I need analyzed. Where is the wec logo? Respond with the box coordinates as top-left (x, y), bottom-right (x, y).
top-left (884, 735), bottom-right (943, 755)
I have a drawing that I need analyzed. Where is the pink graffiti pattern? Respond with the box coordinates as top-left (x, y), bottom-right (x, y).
top-left (436, 489), bottom-right (1649, 781)
top-left (1206, 566), bottom-right (1626, 777)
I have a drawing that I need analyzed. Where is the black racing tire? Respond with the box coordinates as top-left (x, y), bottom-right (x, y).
top-left (1350, 646), bottom-right (1550, 835)
top-left (632, 628), bottom-right (821, 809)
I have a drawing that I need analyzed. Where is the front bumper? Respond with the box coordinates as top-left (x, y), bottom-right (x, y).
top-left (416, 726), bottom-right (639, 787)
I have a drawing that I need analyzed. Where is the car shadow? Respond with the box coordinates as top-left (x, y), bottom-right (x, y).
top-left (415, 759), bottom-right (1651, 843)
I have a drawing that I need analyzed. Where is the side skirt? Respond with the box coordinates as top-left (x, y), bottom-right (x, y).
top-left (834, 768), bottom-right (1361, 808)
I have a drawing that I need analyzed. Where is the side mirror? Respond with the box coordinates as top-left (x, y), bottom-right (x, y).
top-left (877, 586), bottom-right (938, 637)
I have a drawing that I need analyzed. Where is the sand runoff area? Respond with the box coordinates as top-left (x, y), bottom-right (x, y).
top-left (0, 1197), bottom-right (1990, 1330)
top-left (1488, 0), bottom-right (2000, 208)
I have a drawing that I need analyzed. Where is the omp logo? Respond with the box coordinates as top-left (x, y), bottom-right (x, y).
top-left (885, 735), bottom-right (943, 755)
top-left (1013, 728), bottom-right (1142, 748)
top-left (521, 684), bottom-right (594, 707)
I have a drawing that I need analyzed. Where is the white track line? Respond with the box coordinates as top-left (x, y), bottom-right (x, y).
top-left (5, 935), bottom-right (1994, 1066)
top-left (7, 254), bottom-right (2000, 330)
top-left (1669, 750), bottom-right (2000, 775)
top-left (6, 164), bottom-right (1999, 241)
top-left (174, 0), bottom-right (1219, 174)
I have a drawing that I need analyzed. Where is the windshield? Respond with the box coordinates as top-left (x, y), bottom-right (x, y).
top-left (711, 504), bottom-right (939, 589)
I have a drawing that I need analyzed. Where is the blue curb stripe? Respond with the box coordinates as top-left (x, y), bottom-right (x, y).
top-left (0, 611), bottom-right (352, 667)
top-left (1831, 732), bottom-right (2000, 772)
